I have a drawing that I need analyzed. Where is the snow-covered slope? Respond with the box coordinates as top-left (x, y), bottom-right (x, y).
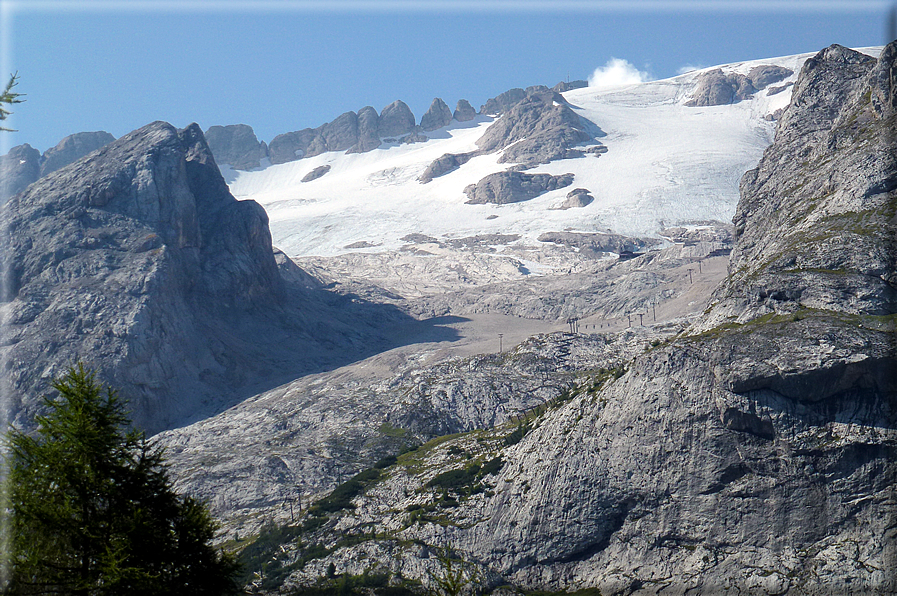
top-left (222, 51), bottom-right (824, 261)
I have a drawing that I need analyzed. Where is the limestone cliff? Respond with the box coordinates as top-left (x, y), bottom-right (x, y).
top-left (245, 43), bottom-right (896, 596)
top-left (0, 121), bottom-right (410, 433)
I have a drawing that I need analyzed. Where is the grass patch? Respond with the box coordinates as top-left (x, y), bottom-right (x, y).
top-left (309, 468), bottom-right (383, 515)
top-left (378, 421), bottom-right (408, 438)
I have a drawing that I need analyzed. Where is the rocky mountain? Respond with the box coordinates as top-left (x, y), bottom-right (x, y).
top-left (204, 124), bottom-right (269, 171)
top-left (211, 43), bottom-right (895, 595)
top-left (0, 131), bottom-right (116, 202)
top-left (39, 130), bottom-right (116, 177)
top-left (0, 143), bottom-right (40, 201)
top-left (0, 121), bottom-right (414, 433)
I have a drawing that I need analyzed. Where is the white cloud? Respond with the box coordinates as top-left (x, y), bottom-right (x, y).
top-left (588, 58), bottom-right (652, 90)
top-left (676, 64), bottom-right (707, 75)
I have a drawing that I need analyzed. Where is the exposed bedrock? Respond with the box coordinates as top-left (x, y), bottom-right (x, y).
top-left (0, 121), bottom-right (413, 433)
top-left (420, 97), bottom-right (453, 131)
top-left (685, 63), bottom-right (793, 107)
top-left (463, 171), bottom-right (574, 204)
top-left (453, 99), bottom-right (477, 122)
top-left (40, 131), bottom-right (116, 177)
top-left (203, 124), bottom-right (268, 170)
top-left (0, 143), bottom-right (40, 201)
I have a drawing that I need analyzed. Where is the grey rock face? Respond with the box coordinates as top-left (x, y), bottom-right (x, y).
top-left (420, 98), bottom-right (453, 131)
top-left (549, 192), bottom-right (593, 210)
top-left (476, 93), bottom-right (595, 166)
top-left (0, 143), bottom-right (40, 201)
top-left (301, 165), bottom-right (331, 182)
top-left (347, 106), bottom-right (382, 154)
top-left (0, 122), bottom-right (277, 431)
top-left (418, 152), bottom-right (475, 183)
top-left (268, 128), bottom-right (317, 164)
top-left (378, 100), bottom-right (416, 138)
top-left (39, 131), bottom-right (116, 177)
top-left (480, 88), bottom-right (527, 115)
top-left (537, 231), bottom-right (656, 254)
top-left (453, 99), bottom-right (477, 122)
top-left (255, 44), bottom-right (896, 596)
top-left (702, 43), bottom-right (894, 329)
top-left (464, 171), bottom-right (574, 204)
top-left (0, 121), bottom-right (412, 434)
top-left (552, 79), bottom-right (588, 92)
top-left (747, 64), bottom-right (793, 89)
top-left (204, 124), bottom-right (268, 170)
top-left (685, 68), bottom-right (757, 106)
top-left (305, 111), bottom-right (359, 158)
top-left (401, 132), bottom-right (428, 144)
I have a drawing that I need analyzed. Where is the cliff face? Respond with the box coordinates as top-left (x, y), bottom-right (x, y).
top-left (257, 44), bottom-right (896, 596)
top-left (703, 44), bottom-right (896, 328)
top-left (0, 122), bottom-right (409, 433)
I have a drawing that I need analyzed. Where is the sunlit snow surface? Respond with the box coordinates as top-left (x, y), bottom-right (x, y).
top-left (220, 50), bottom-right (869, 260)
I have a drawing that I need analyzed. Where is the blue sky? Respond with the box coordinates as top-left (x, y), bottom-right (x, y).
top-left (0, 0), bottom-right (891, 153)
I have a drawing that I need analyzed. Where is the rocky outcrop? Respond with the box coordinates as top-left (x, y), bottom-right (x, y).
top-left (420, 98), bottom-right (452, 131)
top-left (0, 143), bottom-right (40, 201)
top-left (701, 43), bottom-right (894, 328)
top-left (464, 171), bottom-right (574, 204)
top-left (378, 100), bottom-right (416, 138)
top-left (268, 101), bottom-right (417, 164)
top-left (748, 64), bottom-right (793, 89)
top-left (348, 106), bottom-right (382, 154)
top-left (549, 187), bottom-right (594, 209)
top-left (537, 231), bottom-right (655, 254)
top-left (204, 124), bottom-right (268, 170)
top-left (476, 90), bottom-right (597, 165)
top-left (685, 69), bottom-right (757, 106)
top-left (453, 99), bottom-right (477, 122)
top-left (480, 87), bottom-right (527, 116)
top-left (418, 152), bottom-right (476, 183)
top-left (419, 85), bottom-right (601, 179)
top-left (39, 130), bottom-right (116, 177)
top-left (685, 64), bottom-right (794, 107)
top-left (301, 165), bottom-right (331, 182)
top-left (0, 121), bottom-right (412, 434)
top-left (552, 79), bottom-right (588, 92)
top-left (268, 128), bottom-right (317, 164)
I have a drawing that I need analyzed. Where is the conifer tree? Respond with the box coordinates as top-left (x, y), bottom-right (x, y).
top-left (5, 364), bottom-right (241, 595)
top-left (0, 72), bottom-right (23, 132)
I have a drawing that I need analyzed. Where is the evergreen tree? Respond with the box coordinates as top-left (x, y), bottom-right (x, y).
top-left (5, 364), bottom-right (241, 595)
top-left (0, 72), bottom-right (23, 132)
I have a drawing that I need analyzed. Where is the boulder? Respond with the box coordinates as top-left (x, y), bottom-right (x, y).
top-left (549, 187), bottom-right (594, 209)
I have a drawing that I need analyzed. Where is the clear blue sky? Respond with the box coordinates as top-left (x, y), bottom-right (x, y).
top-left (1, 0), bottom-right (891, 153)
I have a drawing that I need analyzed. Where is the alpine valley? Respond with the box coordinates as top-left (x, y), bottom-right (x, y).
top-left (1, 43), bottom-right (894, 595)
